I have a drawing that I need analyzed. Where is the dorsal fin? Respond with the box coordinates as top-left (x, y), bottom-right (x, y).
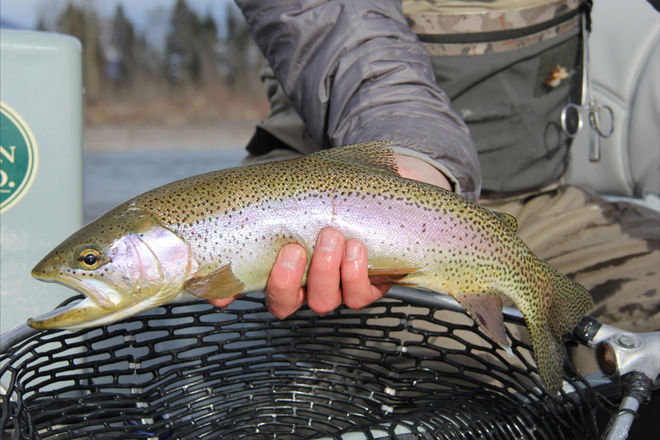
top-left (492, 211), bottom-right (518, 232)
top-left (309, 141), bottom-right (400, 176)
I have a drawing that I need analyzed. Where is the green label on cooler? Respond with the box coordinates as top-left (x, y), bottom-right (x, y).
top-left (0, 101), bottom-right (39, 214)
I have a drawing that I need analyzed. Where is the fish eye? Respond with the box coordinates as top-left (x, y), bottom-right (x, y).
top-left (77, 247), bottom-right (103, 270)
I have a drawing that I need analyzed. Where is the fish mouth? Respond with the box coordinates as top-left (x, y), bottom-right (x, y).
top-left (26, 287), bottom-right (165, 330)
top-left (28, 297), bottom-right (110, 330)
top-left (28, 272), bottom-right (132, 330)
top-left (28, 273), bottom-right (180, 331)
top-left (31, 271), bottom-right (117, 310)
top-left (27, 296), bottom-right (145, 330)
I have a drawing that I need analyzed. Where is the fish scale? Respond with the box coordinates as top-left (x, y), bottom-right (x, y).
top-left (30, 142), bottom-right (592, 395)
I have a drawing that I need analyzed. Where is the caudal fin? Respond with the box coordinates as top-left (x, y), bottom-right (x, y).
top-left (524, 263), bottom-right (593, 395)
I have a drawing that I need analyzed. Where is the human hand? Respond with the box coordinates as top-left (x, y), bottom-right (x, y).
top-left (266, 227), bottom-right (394, 318)
top-left (206, 227), bottom-right (390, 317)
top-left (207, 154), bottom-right (450, 317)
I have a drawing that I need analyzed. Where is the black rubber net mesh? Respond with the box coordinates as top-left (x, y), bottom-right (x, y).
top-left (1, 292), bottom-right (617, 439)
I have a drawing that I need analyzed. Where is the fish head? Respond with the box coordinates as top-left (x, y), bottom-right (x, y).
top-left (29, 203), bottom-right (196, 330)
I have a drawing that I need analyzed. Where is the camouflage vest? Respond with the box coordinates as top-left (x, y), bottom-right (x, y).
top-left (403, 0), bottom-right (584, 194)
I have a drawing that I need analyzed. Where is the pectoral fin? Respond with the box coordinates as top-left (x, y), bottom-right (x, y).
top-left (453, 292), bottom-right (511, 353)
top-left (367, 267), bottom-right (420, 285)
top-left (184, 263), bottom-right (245, 300)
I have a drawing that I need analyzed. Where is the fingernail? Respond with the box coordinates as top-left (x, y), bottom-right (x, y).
top-left (279, 247), bottom-right (304, 270)
top-left (345, 241), bottom-right (361, 261)
top-left (319, 230), bottom-right (340, 253)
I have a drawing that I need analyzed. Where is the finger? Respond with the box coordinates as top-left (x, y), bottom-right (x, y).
top-left (266, 244), bottom-right (307, 319)
top-left (341, 239), bottom-right (390, 310)
top-left (207, 297), bottom-right (237, 309)
top-left (307, 228), bottom-right (344, 315)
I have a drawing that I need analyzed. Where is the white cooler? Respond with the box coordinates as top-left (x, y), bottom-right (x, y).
top-left (0, 30), bottom-right (84, 334)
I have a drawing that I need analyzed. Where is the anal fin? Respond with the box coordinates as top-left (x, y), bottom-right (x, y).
top-left (453, 292), bottom-right (511, 354)
top-left (184, 263), bottom-right (245, 300)
top-left (367, 267), bottom-right (419, 285)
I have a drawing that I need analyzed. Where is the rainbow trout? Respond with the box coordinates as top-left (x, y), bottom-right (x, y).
top-left (30, 142), bottom-right (592, 394)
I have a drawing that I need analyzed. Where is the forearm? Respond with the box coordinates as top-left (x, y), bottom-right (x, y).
top-left (236, 0), bottom-right (480, 200)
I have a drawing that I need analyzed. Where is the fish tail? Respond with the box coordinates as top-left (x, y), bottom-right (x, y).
top-left (523, 261), bottom-right (593, 395)
top-left (549, 265), bottom-right (593, 336)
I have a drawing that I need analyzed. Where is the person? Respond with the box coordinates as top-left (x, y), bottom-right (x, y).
top-left (209, 0), bottom-right (480, 317)
top-left (211, 0), bottom-right (659, 354)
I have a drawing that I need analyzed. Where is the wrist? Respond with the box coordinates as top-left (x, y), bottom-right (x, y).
top-left (394, 154), bottom-right (452, 191)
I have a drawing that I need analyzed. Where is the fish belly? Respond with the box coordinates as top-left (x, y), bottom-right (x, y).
top-left (176, 189), bottom-right (509, 297)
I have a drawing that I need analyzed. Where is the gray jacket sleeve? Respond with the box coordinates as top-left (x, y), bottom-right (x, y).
top-left (235, 0), bottom-right (481, 200)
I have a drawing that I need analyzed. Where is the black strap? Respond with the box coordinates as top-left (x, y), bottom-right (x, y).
top-left (245, 126), bottom-right (295, 156)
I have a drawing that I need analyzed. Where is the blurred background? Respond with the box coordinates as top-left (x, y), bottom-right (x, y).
top-left (1, 0), bottom-right (269, 221)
